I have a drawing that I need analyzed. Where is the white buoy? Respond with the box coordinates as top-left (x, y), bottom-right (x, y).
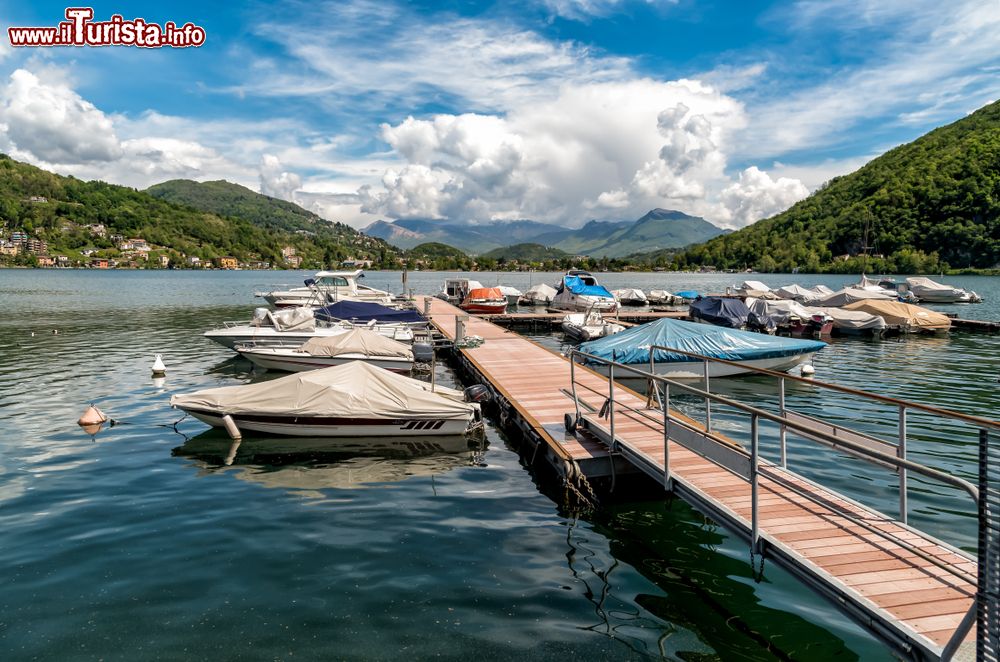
top-left (221, 414), bottom-right (242, 441)
top-left (801, 364), bottom-right (816, 376)
top-left (78, 404), bottom-right (108, 426)
top-left (152, 354), bottom-right (166, 375)
top-left (30, 331), bottom-right (35, 337)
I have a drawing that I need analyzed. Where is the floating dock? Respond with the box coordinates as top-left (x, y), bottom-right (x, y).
top-left (417, 296), bottom-right (996, 661)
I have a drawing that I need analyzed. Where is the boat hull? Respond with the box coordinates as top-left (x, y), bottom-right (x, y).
top-left (180, 409), bottom-right (475, 437)
top-left (205, 325), bottom-right (415, 350)
top-left (238, 349), bottom-right (413, 373)
top-left (460, 301), bottom-right (507, 314)
top-left (586, 351), bottom-right (818, 380)
top-left (550, 293), bottom-right (618, 313)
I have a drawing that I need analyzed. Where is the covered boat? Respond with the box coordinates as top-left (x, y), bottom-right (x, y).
top-left (842, 300), bottom-right (951, 334)
top-left (813, 287), bottom-right (895, 307)
top-left (647, 290), bottom-right (684, 306)
top-left (689, 297), bottom-right (750, 329)
top-left (577, 318), bottom-right (825, 379)
top-left (497, 285), bottom-right (523, 306)
top-left (236, 328), bottom-right (415, 373)
top-left (775, 284), bottom-right (823, 303)
top-left (745, 298), bottom-right (832, 336)
top-left (171, 362), bottom-right (482, 437)
top-left (674, 290), bottom-right (700, 301)
top-left (438, 278), bottom-right (483, 304)
top-left (314, 300), bottom-right (426, 326)
top-left (611, 288), bottom-right (648, 306)
top-left (904, 277), bottom-right (981, 303)
top-left (518, 283), bottom-right (558, 306)
top-left (561, 311), bottom-right (626, 341)
top-left (740, 280), bottom-right (771, 292)
top-left (460, 287), bottom-right (507, 314)
top-left (811, 307), bottom-right (887, 336)
top-left (204, 306), bottom-right (414, 350)
top-left (551, 271), bottom-right (618, 312)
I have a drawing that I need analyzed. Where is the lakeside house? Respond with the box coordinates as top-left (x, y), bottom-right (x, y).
top-left (91, 258), bottom-right (110, 269)
top-left (216, 256), bottom-right (238, 270)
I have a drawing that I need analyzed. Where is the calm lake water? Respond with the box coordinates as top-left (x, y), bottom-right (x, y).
top-left (1, 269), bottom-right (998, 660)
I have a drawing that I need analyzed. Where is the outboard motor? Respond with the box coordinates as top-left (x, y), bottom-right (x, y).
top-left (411, 342), bottom-right (435, 364)
top-left (463, 384), bottom-right (492, 403)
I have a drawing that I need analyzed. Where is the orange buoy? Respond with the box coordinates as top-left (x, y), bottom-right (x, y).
top-left (77, 404), bottom-right (108, 426)
top-left (80, 422), bottom-right (104, 436)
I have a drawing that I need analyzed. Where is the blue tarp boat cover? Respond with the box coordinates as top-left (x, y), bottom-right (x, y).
top-left (689, 297), bottom-right (750, 328)
top-left (314, 300), bottom-right (426, 324)
top-left (559, 276), bottom-right (614, 298)
top-left (674, 290), bottom-right (699, 299)
top-left (578, 317), bottom-right (825, 365)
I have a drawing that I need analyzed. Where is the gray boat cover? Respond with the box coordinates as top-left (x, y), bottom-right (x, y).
top-left (774, 284), bottom-right (819, 302)
top-left (171, 362), bottom-right (475, 420)
top-left (813, 287), bottom-right (894, 307)
top-left (521, 283), bottom-right (557, 303)
top-left (741, 280), bottom-right (771, 292)
top-left (905, 277), bottom-right (964, 298)
top-left (612, 288), bottom-right (647, 302)
top-left (271, 307), bottom-right (316, 331)
top-left (812, 306), bottom-right (887, 331)
top-left (298, 328), bottom-right (413, 359)
top-left (745, 297), bottom-right (816, 327)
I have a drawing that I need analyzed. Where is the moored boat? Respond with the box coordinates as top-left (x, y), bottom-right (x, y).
top-left (551, 270), bottom-right (618, 312)
top-left (611, 288), bottom-right (648, 306)
top-left (497, 285), bottom-right (523, 306)
top-left (460, 287), bottom-right (508, 314)
top-left (236, 328), bottom-right (415, 373)
top-left (647, 290), bottom-right (684, 306)
top-left (812, 287), bottom-right (895, 307)
top-left (204, 307), bottom-right (414, 350)
top-left (689, 296), bottom-right (750, 329)
top-left (518, 283), bottom-right (558, 306)
top-left (257, 269), bottom-right (392, 307)
top-left (576, 317), bottom-right (825, 379)
top-left (842, 300), bottom-right (951, 334)
top-left (904, 277), bottom-right (982, 303)
top-left (313, 300), bottom-right (427, 328)
top-left (746, 298), bottom-right (833, 336)
top-left (561, 311), bottom-right (626, 341)
top-left (438, 278), bottom-right (483, 304)
top-left (170, 362), bottom-right (484, 437)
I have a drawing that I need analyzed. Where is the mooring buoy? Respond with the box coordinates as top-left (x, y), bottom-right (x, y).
top-left (77, 404), bottom-right (108, 426)
top-left (152, 354), bottom-right (166, 376)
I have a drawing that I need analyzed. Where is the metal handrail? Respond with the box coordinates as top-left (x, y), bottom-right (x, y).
top-left (569, 349), bottom-right (980, 504)
top-left (646, 344), bottom-right (1000, 432)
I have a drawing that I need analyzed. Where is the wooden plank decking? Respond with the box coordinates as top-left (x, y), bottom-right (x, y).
top-left (417, 296), bottom-right (977, 660)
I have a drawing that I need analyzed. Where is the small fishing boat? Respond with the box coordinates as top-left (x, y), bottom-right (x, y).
top-left (236, 328), bottom-right (415, 373)
top-left (171, 362), bottom-right (485, 437)
top-left (611, 288), bottom-right (648, 306)
top-left (256, 269), bottom-right (392, 307)
top-left (460, 287), bottom-right (507, 314)
top-left (843, 300), bottom-right (951, 334)
top-left (904, 277), bottom-right (982, 303)
top-left (577, 317), bottom-right (825, 379)
top-left (689, 297), bottom-right (750, 329)
top-left (561, 311), bottom-right (626, 341)
top-left (204, 307), bottom-right (414, 350)
top-left (518, 283), bottom-right (558, 306)
top-left (551, 270), bottom-right (618, 312)
top-left (438, 278), bottom-right (483, 304)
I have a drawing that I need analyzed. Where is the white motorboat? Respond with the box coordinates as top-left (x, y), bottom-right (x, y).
top-left (904, 277), bottom-right (982, 303)
top-left (204, 307), bottom-right (414, 350)
top-left (551, 270), bottom-right (618, 312)
top-left (437, 278), bottom-right (483, 304)
top-left (577, 317), bottom-right (825, 379)
top-left (171, 362), bottom-right (484, 437)
top-left (256, 269), bottom-right (393, 307)
top-left (497, 285), bottom-right (523, 306)
top-left (518, 283), bottom-right (558, 306)
top-left (647, 290), bottom-right (684, 306)
top-left (236, 328), bottom-right (415, 373)
top-left (611, 288), bottom-right (648, 306)
top-left (561, 311), bottom-right (626, 341)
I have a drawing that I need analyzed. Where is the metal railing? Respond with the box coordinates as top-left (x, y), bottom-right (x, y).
top-left (567, 346), bottom-right (999, 660)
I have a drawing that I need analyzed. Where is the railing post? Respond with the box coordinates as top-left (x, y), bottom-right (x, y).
top-left (663, 381), bottom-right (671, 491)
top-left (703, 359), bottom-right (712, 433)
top-left (570, 351), bottom-right (580, 425)
top-left (977, 427), bottom-right (999, 662)
top-left (609, 361), bottom-right (616, 453)
top-left (898, 405), bottom-right (908, 525)
top-left (751, 413), bottom-right (760, 554)
top-left (779, 376), bottom-right (787, 468)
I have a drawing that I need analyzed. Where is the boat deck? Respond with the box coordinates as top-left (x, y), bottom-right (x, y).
top-left (417, 295), bottom-right (979, 660)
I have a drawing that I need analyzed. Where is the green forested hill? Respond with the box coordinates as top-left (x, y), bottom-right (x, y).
top-left (675, 99), bottom-right (1000, 273)
top-left (479, 242), bottom-right (568, 261)
top-left (0, 159), bottom-right (400, 268)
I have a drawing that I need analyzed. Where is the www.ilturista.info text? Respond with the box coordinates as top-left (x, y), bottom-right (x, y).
top-left (7, 8), bottom-right (206, 48)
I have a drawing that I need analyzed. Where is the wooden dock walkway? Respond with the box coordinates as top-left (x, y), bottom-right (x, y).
top-left (417, 296), bottom-right (982, 660)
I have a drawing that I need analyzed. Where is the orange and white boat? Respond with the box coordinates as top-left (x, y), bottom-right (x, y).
top-left (460, 287), bottom-right (507, 314)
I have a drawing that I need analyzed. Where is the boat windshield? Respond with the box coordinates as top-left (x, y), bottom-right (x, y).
top-left (317, 276), bottom-right (350, 287)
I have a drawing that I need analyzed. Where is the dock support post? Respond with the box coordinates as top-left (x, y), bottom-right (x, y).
top-left (456, 315), bottom-right (467, 344)
top-left (609, 360), bottom-right (617, 492)
top-left (703, 360), bottom-right (712, 433)
top-left (751, 413), bottom-right (760, 554)
top-left (898, 405), bottom-right (908, 525)
top-left (779, 377), bottom-right (787, 468)
top-left (423, 297), bottom-right (431, 316)
top-left (570, 352), bottom-right (580, 426)
top-left (663, 382), bottom-right (671, 492)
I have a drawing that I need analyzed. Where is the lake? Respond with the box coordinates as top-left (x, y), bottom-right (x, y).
top-left (1, 268), bottom-right (997, 660)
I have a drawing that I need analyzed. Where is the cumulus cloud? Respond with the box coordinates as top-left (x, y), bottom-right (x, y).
top-left (258, 154), bottom-right (303, 201)
top-left (358, 78), bottom-right (784, 227)
top-left (539, 0), bottom-right (678, 22)
top-left (718, 166), bottom-right (809, 226)
top-left (0, 69), bottom-right (122, 164)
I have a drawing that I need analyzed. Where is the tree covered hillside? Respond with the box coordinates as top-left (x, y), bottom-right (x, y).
top-left (675, 99), bottom-right (1000, 273)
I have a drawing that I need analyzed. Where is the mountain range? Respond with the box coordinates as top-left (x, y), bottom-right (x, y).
top-left (362, 208), bottom-right (726, 257)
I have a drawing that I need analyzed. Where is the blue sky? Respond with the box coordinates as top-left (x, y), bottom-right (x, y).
top-left (0, 0), bottom-right (997, 228)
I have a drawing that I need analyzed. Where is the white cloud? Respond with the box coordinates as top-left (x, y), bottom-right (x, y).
top-left (718, 166), bottom-right (809, 226)
top-left (0, 69), bottom-right (122, 164)
top-left (539, 0), bottom-right (678, 22)
top-left (258, 154), bottom-right (302, 202)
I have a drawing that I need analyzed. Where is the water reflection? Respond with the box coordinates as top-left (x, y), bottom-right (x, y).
top-left (173, 431), bottom-right (487, 496)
